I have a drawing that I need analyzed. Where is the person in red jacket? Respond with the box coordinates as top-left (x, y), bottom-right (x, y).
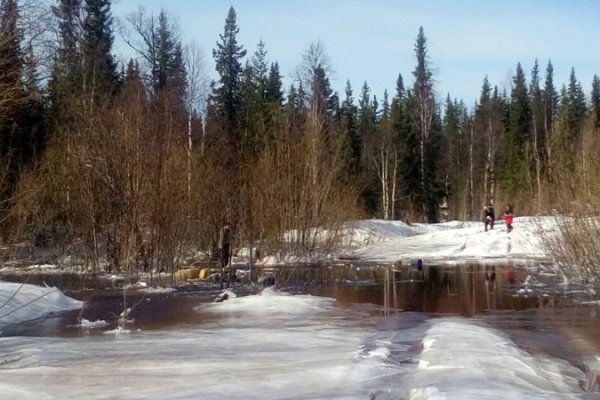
top-left (504, 205), bottom-right (514, 233)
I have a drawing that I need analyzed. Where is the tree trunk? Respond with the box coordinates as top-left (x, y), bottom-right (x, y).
top-left (532, 115), bottom-right (542, 211)
top-left (391, 153), bottom-right (398, 220)
top-left (469, 124), bottom-right (474, 220)
top-left (187, 109), bottom-right (193, 199)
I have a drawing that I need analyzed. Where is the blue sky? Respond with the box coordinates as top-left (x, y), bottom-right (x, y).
top-left (112, 0), bottom-right (600, 107)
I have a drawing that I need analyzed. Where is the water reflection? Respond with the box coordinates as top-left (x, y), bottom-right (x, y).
top-left (300, 262), bottom-right (553, 316)
top-left (294, 262), bottom-right (600, 386)
top-left (4, 263), bottom-right (600, 360)
top-left (3, 262), bottom-right (600, 395)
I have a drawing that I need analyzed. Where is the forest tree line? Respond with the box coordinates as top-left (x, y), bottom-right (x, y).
top-left (1, 1), bottom-right (599, 272)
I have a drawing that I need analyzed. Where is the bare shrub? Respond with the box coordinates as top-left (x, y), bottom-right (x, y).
top-left (245, 108), bottom-right (361, 258)
top-left (539, 124), bottom-right (600, 286)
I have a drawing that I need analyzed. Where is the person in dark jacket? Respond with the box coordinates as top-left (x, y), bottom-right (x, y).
top-left (483, 203), bottom-right (495, 232)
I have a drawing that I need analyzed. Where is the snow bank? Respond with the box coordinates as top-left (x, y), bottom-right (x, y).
top-left (340, 219), bottom-right (425, 249)
top-left (346, 217), bottom-right (552, 263)
top-left (78, 319), bottom-right (108, 328)
top-left (0, 281), bottom-right (83, 327)
top-left (203, 287), bottom-right (336, 321)
top-left (0, 290), bottom-right (592, 399)
top-left (407, 318), bottom-right (587, 399)
top-left (0, 289), bottom-right (384, 400)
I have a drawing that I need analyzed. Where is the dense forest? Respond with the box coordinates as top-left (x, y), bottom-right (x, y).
top-left (1, 1), bottom-right (599, 272)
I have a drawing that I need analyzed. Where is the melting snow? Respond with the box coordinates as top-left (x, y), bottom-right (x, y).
top-left (343, 217), bottom-right (551, 263)
top-left (0, 217), bottom-right (597, 399)
top-left (0, 281), bottom-right (82, 327)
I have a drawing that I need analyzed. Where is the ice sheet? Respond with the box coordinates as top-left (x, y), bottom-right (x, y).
top-left (405, 318), bottom-right (587, 399)
top-left (0, 281), bottom-right (83, 327)
top-left (0, 290), bottom-right (592, 399)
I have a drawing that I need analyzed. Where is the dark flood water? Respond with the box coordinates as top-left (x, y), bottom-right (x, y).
top-left (303, 263), bottom-right (600, 376)
top-left (3, 262), bottom-right (600, 380)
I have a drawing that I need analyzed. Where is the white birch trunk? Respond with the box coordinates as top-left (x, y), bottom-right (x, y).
top-left (187, 109), bottom-right (193, 199)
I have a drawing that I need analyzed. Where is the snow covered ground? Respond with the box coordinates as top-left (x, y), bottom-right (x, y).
top-left (339, 216), bottom-right (553, 263)
top-left (0, 289), bottom-right (595, 399)
top-left (1, 216), bottom-right (598, 399)
top-left (0, 217), bottom-right (554, 328)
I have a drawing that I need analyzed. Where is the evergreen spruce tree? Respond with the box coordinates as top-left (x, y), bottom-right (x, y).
top-left (81, 0), bottom-right (118, 99)
top-left (152, 11), bottom-right (174, 93)
top-left (123, 58), bottom-right (144, 94)
top-left (340, 80), bottom-right (359, 181)
top-left (565, 68), bottom-right (587, 141)
top-left (442, 94), bottom-right (467, 218)
top-left (0, 0), bottom-right (21, 228)
top-left (529, 60), bottom-right (545, 204)
top-left (20, 43), bottom-right (45, 160)
top-left (358, 81), bottom-right (374, 132)
top-left (240, 59), bottom-right (256, 143)
top-left (542, 60), bottom-right (559, 178)
top-left (476, 75), bottom-right (495, 203)
top-left (265, 62), bottom-right (283, 105)
top-left (49, 0), bottom-right (82, 107)
top-left (423, 103), bottom-right (444, 222)
top-left (0, 0), bottom-right (44, 233)
top-left (285, 83), bottom-right (306, 135)
top-left (310, 65), bottom-right (337, 127)
top-left (411, 27), bottom-right (442, 221)
top-left (530, 61), bottom-right (543, 131)
top-left (391, 73), bottom-right (419, 217)
top-left (376, 89), bottom-right (400, 219)
top-left (357, 81), bottom-right (378, 214)
top-left (0, 0), bottom-right (23, 119)
top-left (240, 41), bottom-right (283, 153)
top-left (503, 62), bottom-right (530, 199)
top-left (168, 42), bottom-right (187, 107)
top-left (591, 75), bottom-right (600, 129)
top-left (152, 11), bottom-right (186, 101)
top-left (555, 68), bottom-right (586, 174)
top-left (263, 61), bottom-right (284, 140)
top-left (251, 40), bottom-right (268, 89)
top-left (211, 6), bottom-right (246, 145)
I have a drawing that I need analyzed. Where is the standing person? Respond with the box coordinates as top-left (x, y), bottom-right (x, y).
top-left (218, 224), bottom-right (231, 288)
top-left (483, 203), bottom-right (495, 232)
top-left (504, 205), bottom-right (514, 233)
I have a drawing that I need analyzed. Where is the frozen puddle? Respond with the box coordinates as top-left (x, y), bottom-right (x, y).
top-left (0, 290), bottom-right (593, 399)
